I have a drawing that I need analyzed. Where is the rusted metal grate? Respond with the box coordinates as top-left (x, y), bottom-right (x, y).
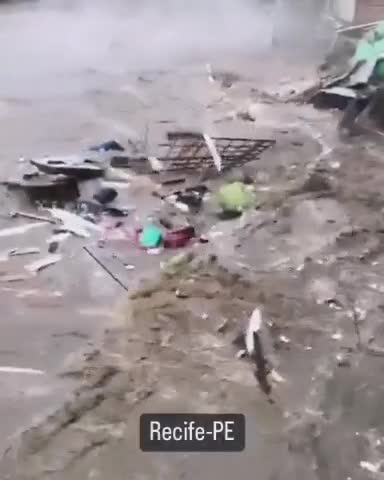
top-left (158, 132), bottom-right (276, 172)
top-left (110, 133), bottom-right (275, 174)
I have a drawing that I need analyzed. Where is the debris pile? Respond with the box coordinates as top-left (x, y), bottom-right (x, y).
top-left (310, 20), bottom-right (384, 137)
top-left (109, 132), bottom-right (275, 175)
top-left (4, 37), bottom-right (384, 479)
top-left (0, 132), bottom-right (275, 288)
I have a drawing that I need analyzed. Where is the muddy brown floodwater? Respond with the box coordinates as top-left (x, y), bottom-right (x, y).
top-left (0, 0), bottom-right (276, 456)
top-left (1, 2), bottom-right (384, 480)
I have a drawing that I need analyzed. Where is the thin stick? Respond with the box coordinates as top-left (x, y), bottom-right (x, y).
top-left (337, 20), bottom-right (382, 34)
top-left (11, 211), bottom-right (56, 224)
top-left (83, 246), bottom-right (128, 292)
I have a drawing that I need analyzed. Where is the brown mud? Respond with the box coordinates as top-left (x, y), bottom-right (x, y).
top-left (2, 105), bottom-right (384, 479)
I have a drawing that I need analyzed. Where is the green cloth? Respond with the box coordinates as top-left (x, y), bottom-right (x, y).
top-left (353, 22), bottom-right (384, 70)
top-left (354, 39), bottom-right (375, 64)
top-left (376, 59), bottom-right (384, 79)
top-left (354, 38), bottom-right (384, 64)
top-left (217, 182), bottom-right (255, 213)
top-left (374, 22), bottom-right (384, 41)
top-left (140, 225), bottom-right (163, 248)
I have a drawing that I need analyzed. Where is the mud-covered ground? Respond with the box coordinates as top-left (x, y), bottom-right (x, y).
top-left (2, 85), bottom-right (384, 479)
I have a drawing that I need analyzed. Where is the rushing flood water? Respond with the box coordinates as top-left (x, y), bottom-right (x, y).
top-left (0, 0), bottom-right (277, 160)
top-left (0, 0), bottom-right (273, 98)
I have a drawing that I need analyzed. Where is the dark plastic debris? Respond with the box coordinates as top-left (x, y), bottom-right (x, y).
top-left (93, 187), bottom-right (118, 205)
top-left (172, 185), bottom-right (209, 209)
top-left (161, 178), bottom-right (186, 187)
top-left (6, 175), bottom-right (80, 202)
top-left (22, 168), bottom-right (40, 180)
top-left (217, 210), bottom-right (242, 220)
top-left (89, 140), bottom-right (125, 152)
top-left (75, 200), bottom-right (103, 216)
top-left (48, 241), bottom-right (59, 253)
top-left (110, 155), bottom-right (149, 174)
top-left (159, 217), bottom-right (174, 230)
top-left (351, 87), bottom-right (384, 137)
top-left (31, 156), bottom-right (104, 179)
top-left (102, 206), bottom-right (130, 217)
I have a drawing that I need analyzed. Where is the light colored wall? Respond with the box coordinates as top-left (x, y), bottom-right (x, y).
top-left (332, 0), bottom-right (356, 22)
top-left (355, 0), bottom-right (384, 23)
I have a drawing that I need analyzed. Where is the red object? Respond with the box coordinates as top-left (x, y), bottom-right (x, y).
top-left (164, 227), bottom-right (195, 249)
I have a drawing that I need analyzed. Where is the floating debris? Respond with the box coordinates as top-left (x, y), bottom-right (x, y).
top-left (139, 225), bottom-right (163, 249)
top-left (164, 227), bottom-right (195, 249)
top-left (331, 332), bottom-right (343, 341)
top-left (6, 174), bottom-right (80, 202)
top-left (104, 167), bottom-right (133, 182)
top-left (359, 461), bottom-right (381, 473)
top-left (123, 133), bottom-right (275, 174)
top-left (0, 274), bottom-right (31, 283)
top-left (161, 178), bottom-right (186, 187)
top-left (148, 156), bottom-right (165, 172)
top-left (0, 366), bottom-right (44, 375)
top-left (244, 308), bottom-right (272, 396)
top-left (47, 232), bottom-right (71, 253)
top-left (163, 132), bottom-right (275, 173)
top-left (270, 369), bottom-right (287, 384)
top-left (336, 353), bottom-right (351, 367)
top-left (89, 140), bottom-right (124, 152)
top-left (10, 211), bottom-right (56, 224)
top-left (175, 289), bottom-right (189, 299)
top-left (47, 208), bottom-right (102, 238)
top-left (279, 335), bottom-right (291, 344)
top-left (245, 308), bottom-right (262, 356)
top-left (168, 199), bottom-right (190, 213)
top-left (0, 222), bottom-right (47, 238)
top-left (83, 246), bottom-right (128, 292)
top-left (25, 254), bottom-right (62, 274)
top-left (9, 247), bottom-right (40, 257)
top-left (31, 155), bottom-right (104, 179)
top-left (165, 185), bottom-right (209, 211)
top-left (93, 187), bottom-right (118, 205)
top-left (109, 156), bottom-right (148, 171)
top-left (217, 182), bottom-right (256, 214)
top-left (203, 134), bottom-right (222, 172)
top-left (216, 318), bottom-right (230, 334)
top-left (236, 349), bottom-right (247, 359)
top-left (103, 206), bottom-right (132, 217)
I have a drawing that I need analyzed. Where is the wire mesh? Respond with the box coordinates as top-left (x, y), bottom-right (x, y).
top-left (158, 133), bottom-right (276, 172)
